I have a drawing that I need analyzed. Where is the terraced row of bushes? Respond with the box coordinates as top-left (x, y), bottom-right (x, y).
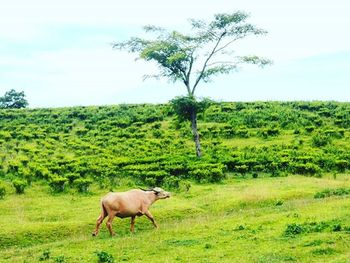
top-left (0, 101), bottom-right (349, 196)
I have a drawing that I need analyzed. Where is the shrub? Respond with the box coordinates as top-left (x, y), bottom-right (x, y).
top-left (163, 176), bottom-right (180, 189)
top-left (39, 249), bottom-right (51, 261)
top-left (48, 176), bottom-right (68, 193)
top-left (324, 129), bottom-right (344, 139)
top-left (53, 256), bottom-right (66, 263)
top-left (0, 181), bottom-right (6, 199)
top-left (334, 160), bottom-right (348, 172)
top-left (73, 178), bottom-right (93, 193)
top-left (95, 251), bottom-right (115, 263)
top-left (12, 179), bottom-right (27, 194)
top-left (179, 180), bottom-right (192, 192)
top-left (312, 133), bottom-right (331, 147)
top-left (188, 164), bottom-right (225, 183)
top-left (314, 188), bottom-right (350, 199)
top-left (235, 127), bottom-right (249, 138)
top-left (305, 126), bottom-right (315, 133)
top-left (66, 173), bottom-right (81, 184)
top-left (251, 172), bottom-right (259, 179)
top-left (234, 164), bottom-right (249, 175)
top-left (284, 223), bottom-right (305, 236)
top-left (292, 163), bottom-right (321, 176)
top-left (259, 127), bottom-right (280, 138)
top-left (284, 220), bottom-right (344, 237)
top-left (152, 129), bottom-right (163, 138)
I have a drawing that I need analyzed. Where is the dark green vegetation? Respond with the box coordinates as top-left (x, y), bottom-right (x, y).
top-left (1, 101), bottom-right (350, 262)
top-left (1, 101), bottom-right (349, 191)
top-left (0, 89), bottom-right (28, 109)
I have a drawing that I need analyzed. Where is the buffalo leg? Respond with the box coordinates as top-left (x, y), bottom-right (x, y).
top-left (145, 211), bottom-right (158, 228)
top-left (106, 214), bottom-right (116, 236)
top-left (92, 213), bottom-right (107, 236)
top-left (130, 216), bottom-right (136, 233)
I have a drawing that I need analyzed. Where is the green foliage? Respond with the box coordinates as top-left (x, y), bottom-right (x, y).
top-left (312, 133), bottom-right (332, 147)
top-left (0, 89), bottom-right (28, 109)
top-left (284, 220), bottom-right (346, 237)
top-left (258, 127), bottom-right (280, 138)
top-left (12, 179), bottom-right (27, 194)
top-left (95, 251), bottom-right (115, 263)
top-left (312, 247), bottom-right (337, 255)
top-left (284, 223), bottom-right (305, 236)
top-left (53, 255), bottom-right (66, 263)
top-left (48, 176), bottom-right (68, 193)
top-left (163, 176), bottom-right (181, 190)
top-left (314, 188), bottom-right (350, 198)
top-left (188, 163), bottom-right (225, 183)
top-left (0, 181), bottom-right (6, 199)
top-left (170, 96), bottom-right (212, 121)
top-left (0, 101), bottom-right (350, 195)
top-left (73, 178), bottom-right (93, 193)
top-left (39, 249), bottom-right (51, 261)
top-left (114, 12), bottom-right (270, 90)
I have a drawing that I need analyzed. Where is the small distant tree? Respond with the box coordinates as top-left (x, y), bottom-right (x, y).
top-left (113, 11), bottom-right (271, 157)
top-left (0, 89), bottom-right (29, 109)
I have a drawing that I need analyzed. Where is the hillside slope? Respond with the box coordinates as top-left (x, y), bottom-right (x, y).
top-left (0, 101), bottom-right (349, 191)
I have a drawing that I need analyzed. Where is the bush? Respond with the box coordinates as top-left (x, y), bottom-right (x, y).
top-left (53, 256), bottom-right (66, 263)
top-left (179, 180), bottom-right (192, 192)
top-left (48, 176), bottom-right (68, 193)
top-left (163, 176), bottom-right (180, 189)
top-left (235, 127), bottom-right (249, 138)
top-left (188, 164), bottom-right (225, 183)
top-left (0, 181), bottom-right (6, 199)
top-left (284, 223), bottom-right (304, 236)
top-left (12, 179), bottom-right (27, 194)
top-left (334, 160), bottom-right (348, 172)
top-left (292, 163), bottom-right (321, 176)
top-left (284, 220), bottom-right (344, 237)
top-left (259, 127), bottom-right (280, 138)
top-left (66, 173), bottom-right (81, 184)
top-left (95, 251), bottom-right (115, 263)
top-left (39, 249), bottom-right (51, 261)
top-left (73, 178), bottom-right (93, 193)
top-left (305, 126), bottom-right (315, 133)
top-left (312, 133), bottom-right (331, 147)
top-left (314, 188), bottom-right (350, 199)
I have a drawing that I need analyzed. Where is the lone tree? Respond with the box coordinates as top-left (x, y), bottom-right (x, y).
top-left (0, 89), bottom-right (29, 109)
top-left (113, 11), bottom-right (271, 157)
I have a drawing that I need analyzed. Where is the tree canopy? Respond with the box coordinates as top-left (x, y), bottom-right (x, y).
top-left (113, 11), bottom-right (271, 97)
top-left (0, 89), bottom-right (29, 109)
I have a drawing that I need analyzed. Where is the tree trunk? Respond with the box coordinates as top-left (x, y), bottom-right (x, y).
top-left (190, 110), bottom-right (202, 157)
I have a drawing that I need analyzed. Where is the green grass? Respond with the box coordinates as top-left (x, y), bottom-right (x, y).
top-left (1, 175), bottom-right (350, 262)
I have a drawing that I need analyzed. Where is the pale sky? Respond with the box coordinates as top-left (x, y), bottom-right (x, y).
top-left (0, 0), bottom-right (349, 108)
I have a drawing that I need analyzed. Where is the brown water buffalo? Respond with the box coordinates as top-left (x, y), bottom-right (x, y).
top-left (92, 187), bottom-right (170, 236)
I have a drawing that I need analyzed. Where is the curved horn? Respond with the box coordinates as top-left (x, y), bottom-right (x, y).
top-left (151, 187), bottom-right (161, 193)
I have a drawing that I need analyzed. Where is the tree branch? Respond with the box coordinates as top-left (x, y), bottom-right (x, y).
top-left (185, 53), bottom-right (194, 95)
top-left (191, 31), bottom-right (226, 95)
top-left (206, 61), bottom-right (237, 67)
top-left (213, 36), bottom-right (243, 54)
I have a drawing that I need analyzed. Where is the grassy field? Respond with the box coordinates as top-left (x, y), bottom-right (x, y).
top-left (1, 175), bottom-right (350, 263)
